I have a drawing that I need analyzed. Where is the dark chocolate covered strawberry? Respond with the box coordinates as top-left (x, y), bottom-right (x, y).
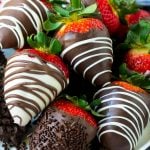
top-left (44, 0), bottom-right (113, 87)
top-left (4, 32), bottom-right (69, 126)
top-left (29, 95), bottom-right (98, 150)
top-left (93, 81), bottom-right (150, 150)
top-left (0, 0), bottom-right (52, 49)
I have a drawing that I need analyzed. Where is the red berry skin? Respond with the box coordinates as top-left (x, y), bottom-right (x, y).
top-left (125, 9), bottom-right (150, 26)
top-left (96, 0), bottom-right (121, 34)
top-left (56, 18), bottom-right (104, 38)
top-left (52, 99), bottom-right (98, 127)
top-left (22, 49), bottom-right (69, 78)
top-left (125, 53), bottom-right (150, 73)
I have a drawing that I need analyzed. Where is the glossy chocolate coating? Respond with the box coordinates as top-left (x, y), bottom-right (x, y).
top-left (29, 105), bottom-right (97, 150)
top-left (0, 0), bottom-right (48, 49)
top-left (57, 26), bottom-right (113, 87)
top-left (94, 83), bottom-right (150, 150)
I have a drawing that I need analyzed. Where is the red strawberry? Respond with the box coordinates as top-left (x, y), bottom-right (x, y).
top-left (125, 9), bottom-right (150, 26)
top-left (123, 20), bottom-right (150, 74)
top-left (4, 32), bottom-right (69, 127)
top-left (124, 48), bottom-right (150, 73)
top-left (44, 0), bottom-right (113, 87)
top-left (29, 96), bottom-right (98, 149)
top-left (94, 81), bottom-right (150, 150)
top-left (25, 49), bottom-right (69, 78)
top-left (96, 0), bottom-right (121, 34)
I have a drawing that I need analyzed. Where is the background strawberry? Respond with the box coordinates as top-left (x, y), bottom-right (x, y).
top-left (125, 9), bottom-right (150, 26)
top-left (123, 20), bottom-right (150, 74)
top-left (96, 0), bottom-right (121, 35)
top-left (96, 0), bottom-right (138, 35)
top-left (29, 95), bottom-right (99, 149)
top-left (117, 20), bottom-right (150, 92)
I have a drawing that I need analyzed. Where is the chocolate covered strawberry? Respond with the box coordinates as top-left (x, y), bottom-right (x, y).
top-left (4, 32), bottom-right (69, 126)
top-left (0, 0), bottom-right (52, 49)
top-left (93, 81), bottom-right (150, 150)
top-left (44, 0), bottom-right (113, 87)
top-left (29, 95), bottom-right (98, 149)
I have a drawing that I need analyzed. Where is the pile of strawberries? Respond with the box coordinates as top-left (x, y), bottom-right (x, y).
top-left (0, 0), bottom-right (150, 149)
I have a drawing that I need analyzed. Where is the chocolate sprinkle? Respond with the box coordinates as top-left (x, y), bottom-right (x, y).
top-left (29, 106), bottom-right (97, 150)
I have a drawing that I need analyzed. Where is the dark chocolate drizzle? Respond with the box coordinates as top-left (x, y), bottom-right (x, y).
top-left (4, 51), bottom-right (68, 126)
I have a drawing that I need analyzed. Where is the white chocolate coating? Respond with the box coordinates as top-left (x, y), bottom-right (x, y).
top-left (4, 52), bottom-right (69, 126)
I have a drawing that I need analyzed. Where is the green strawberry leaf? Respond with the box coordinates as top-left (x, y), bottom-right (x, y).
top-left (53, 4), bottom-right (70, 17)
top-left (119, 63), bottom-right (150, 92)
top-left (27, 35), bottom-right (38, 49)
top-left (43, 19), bottom-right (62, 32)
top-left (70, 0), bottom-right (81, 9)
top-left (79, 3), bottom-right (97, 16)
top-left (65, 94), bottom-right (103, 117)
top-left (90, 98), bottom-right (101, 109)
top-left (112, 0), bottom-right (138, 19)
top-left (125, 20), bottom-right (150, 49)
top-left (27, 32), bottom-right (62, 54)
top-left (49, 38), bottom-right (62, 54)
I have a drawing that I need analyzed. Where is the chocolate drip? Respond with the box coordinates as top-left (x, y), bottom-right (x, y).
top-left (0, 0), bottom-right (48, 49)
top-left (29, 106), bottom-right (97, 150)
top-left (4, 51), bottom-right (68, 126)
top-left (94, 83), bottom-right (150, 150)
top-left (57, 28), bottom-right (113, 87)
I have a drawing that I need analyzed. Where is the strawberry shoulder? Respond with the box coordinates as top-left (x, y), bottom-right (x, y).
top-left (52, 99), bottom-right (97, 127)
top-left (24, 49), bottom-right (69, 78)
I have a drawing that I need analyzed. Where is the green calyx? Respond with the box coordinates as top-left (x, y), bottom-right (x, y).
top-left (65, 95), bottom-right (104, 117)
top-left (43, 0), bottom-right (98, 32)
top-left (27, 32), bottom-right (62, 54)
top-left (111, 0), bottom-right (138, 22)
top-left (119, 63), bottom-right (150, 92)
top-left (125, 20), bottom-right (150, 49)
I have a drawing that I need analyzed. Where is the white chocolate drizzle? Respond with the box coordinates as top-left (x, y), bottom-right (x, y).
top-left (0, 0), bottom-right (48, 49)
top-left (94, 85), bottom-right (150, 150)
top-left (61, 37), bottom-right (113, 86)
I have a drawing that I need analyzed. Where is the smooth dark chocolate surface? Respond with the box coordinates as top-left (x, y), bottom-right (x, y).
top-left (57, 27), bottom-right (113, 88)
top-left (94, 83), bottom-right (150, 150)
